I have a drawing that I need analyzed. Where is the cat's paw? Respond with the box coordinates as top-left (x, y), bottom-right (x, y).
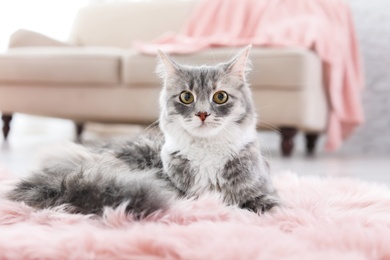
top-left (240, 194), bottom-right (279, 213)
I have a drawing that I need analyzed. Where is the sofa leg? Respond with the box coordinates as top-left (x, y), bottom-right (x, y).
top-left (305, 133), bottom-right (319, 156)
top-left (75, 122), bottom-right (84, 143)
top-left (280, 127), bottom-right (298, 157)
top-left (2, 114), bottom-right (13, 141)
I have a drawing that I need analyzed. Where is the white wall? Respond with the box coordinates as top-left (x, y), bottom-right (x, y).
top-left (0, 0), bottom-right (88, 51)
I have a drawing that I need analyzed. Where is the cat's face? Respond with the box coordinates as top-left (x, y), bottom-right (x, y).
top-left (158, 46), bottom-right (256, 138)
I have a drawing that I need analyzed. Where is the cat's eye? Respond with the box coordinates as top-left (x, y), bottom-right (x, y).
top-left (179, 91), bottom-right (194, 104)
top-left (213, 91), bottom-right (228, 104)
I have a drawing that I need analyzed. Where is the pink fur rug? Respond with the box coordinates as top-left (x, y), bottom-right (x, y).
top-left (1, 169), bottom-right (390, 260)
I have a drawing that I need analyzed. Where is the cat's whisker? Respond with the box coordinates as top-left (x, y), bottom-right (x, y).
top-left (257, 120), bottom-right (281, 133)
top-left (152, 130), bottom-right (164, 143)
top-left (254, 104), bottom-right (276, 113)
top-left (207, 47), bottom-right (217, 66)
top-left (142, 119), bottom-right (160, 135)
top-left (250, 68), bottom-right (261, 74)
top-left (253, 110), bottom-right (281, 133)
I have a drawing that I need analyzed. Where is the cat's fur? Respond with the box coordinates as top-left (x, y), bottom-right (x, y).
top-left (7, 46), bottom-right (279, 217)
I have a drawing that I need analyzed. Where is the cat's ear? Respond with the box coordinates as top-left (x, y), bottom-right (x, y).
top-left (224, 45), bottom-right (252, 80)
top-left (156, 50), bottom-right (179, 79)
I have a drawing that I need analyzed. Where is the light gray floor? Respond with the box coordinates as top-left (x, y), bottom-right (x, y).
top-left (1, 114), bottom-right (389, 185)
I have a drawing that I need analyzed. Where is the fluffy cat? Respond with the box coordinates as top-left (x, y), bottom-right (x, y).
top-left (7, 46), bottom-right (279, 218)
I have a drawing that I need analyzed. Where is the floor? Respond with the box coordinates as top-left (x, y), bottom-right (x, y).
top-left (1, 114), bottom-right (389, 185)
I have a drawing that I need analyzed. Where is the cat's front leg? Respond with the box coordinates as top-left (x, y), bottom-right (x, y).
top-left (240, 193), bottom-right (279, 213)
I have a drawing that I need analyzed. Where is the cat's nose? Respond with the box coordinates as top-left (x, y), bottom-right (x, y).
top-left (195, 111), bottom-right (210, 122)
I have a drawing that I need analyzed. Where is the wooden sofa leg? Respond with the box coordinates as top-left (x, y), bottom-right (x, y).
top-left (305, 133), bottom-right (319, 156)
top-left (280, 127), bottom-right (298, 157)
top-left (2, 114), bottom-right (13, 141)
top-left (75, 122), bottom-right (84, 143)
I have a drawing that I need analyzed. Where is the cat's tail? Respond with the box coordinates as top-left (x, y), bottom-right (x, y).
top-left (7, 143), bottom-right (174, 218)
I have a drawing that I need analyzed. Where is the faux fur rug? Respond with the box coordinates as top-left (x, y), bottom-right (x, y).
top-left (1, 169), bottom-right (390, 260)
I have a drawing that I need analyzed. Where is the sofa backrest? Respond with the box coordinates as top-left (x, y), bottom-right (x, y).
top-left (69, 0), bottom-right (197, 48)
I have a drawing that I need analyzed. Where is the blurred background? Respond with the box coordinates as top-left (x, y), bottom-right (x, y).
top-left (0, 0), bottom-right (89, 51)
top-left (0, 0), bottom-right (389, 181)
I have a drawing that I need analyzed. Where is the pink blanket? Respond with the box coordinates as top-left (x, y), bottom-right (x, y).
top-left (137, 0), bottom-right (364, 151)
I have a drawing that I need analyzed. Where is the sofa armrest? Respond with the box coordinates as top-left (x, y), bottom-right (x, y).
top-left (9, 29), bottom-right (74, 48)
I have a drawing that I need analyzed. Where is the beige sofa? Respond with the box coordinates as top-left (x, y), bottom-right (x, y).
top-left (0, 1), bottom-right (328, 156)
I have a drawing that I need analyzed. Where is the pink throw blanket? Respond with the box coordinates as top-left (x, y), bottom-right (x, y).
top-left (137, 0), bottom-right (364, 151)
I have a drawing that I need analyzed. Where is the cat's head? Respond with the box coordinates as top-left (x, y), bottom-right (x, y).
top-left (157, 46), bottom-right (256, 139)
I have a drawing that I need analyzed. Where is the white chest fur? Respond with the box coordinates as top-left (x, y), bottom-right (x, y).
top-left (186, 140), bottom-right (232, 193)
top-left (162, 127), bottom-right (257, 196)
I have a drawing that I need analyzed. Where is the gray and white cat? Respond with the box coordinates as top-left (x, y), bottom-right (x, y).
top-left (7, 46), bottom-right (279, 218)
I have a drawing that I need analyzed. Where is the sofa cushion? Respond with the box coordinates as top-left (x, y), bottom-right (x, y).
top-left (123, 47), bottom-right (321, 89)
top-left (0, 47), bottom-right (123, 85)
top-left (9, 30), bottom-right (74, 48)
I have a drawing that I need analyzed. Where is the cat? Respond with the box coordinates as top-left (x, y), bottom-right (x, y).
top-left (7, 45), bottom-right (279, 218)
